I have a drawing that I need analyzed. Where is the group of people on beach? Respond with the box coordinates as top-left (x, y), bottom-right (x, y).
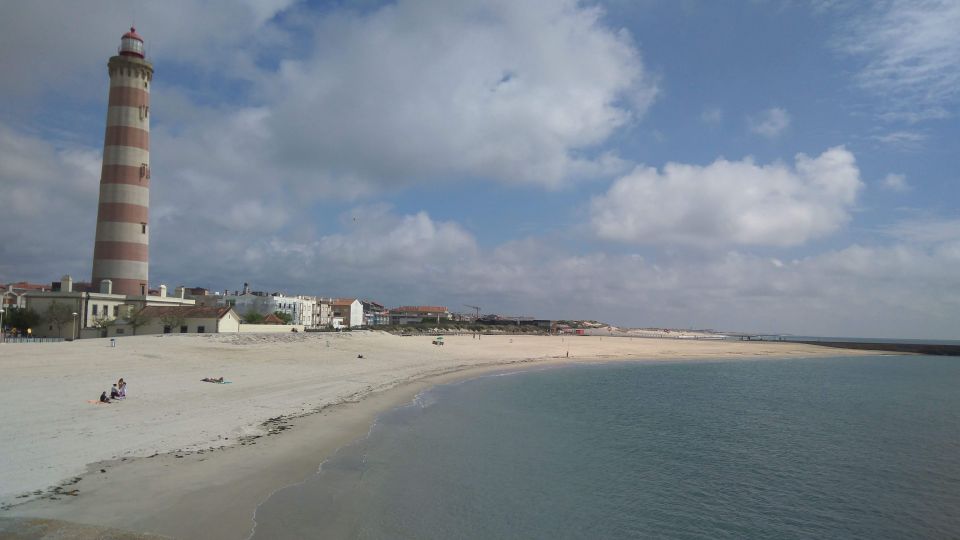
top-left (99, 378), bottom-right (126, 403)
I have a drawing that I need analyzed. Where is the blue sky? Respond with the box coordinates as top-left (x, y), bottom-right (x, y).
top-left (1, 0), bottom-right (958, 338)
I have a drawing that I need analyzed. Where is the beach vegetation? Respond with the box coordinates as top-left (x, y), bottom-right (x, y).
top-left (273, 311), bottom-right (293, 324)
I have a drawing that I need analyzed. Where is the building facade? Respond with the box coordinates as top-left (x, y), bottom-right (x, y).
top-left (23, 276), bottom-right (195, 338)
top-left (361, 300), bottom-right (389, 326)
top-left (389, 306), bottom-right (451, 325)
top-left (108, 305), bottom-right (240, 336)
top-left (221, 290), bottom-right (314, 326)
top-left (332, 298), bottom-right (364, 328)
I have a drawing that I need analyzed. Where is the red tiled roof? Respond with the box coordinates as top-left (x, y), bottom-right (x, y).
top-left (135, 305), bottom-right (234, 319)
top-left (332, 298), bottom-right (357, 306)
top-left (260, 313), bottom-right (285, 325)
top-left (4, 282), bottom-right (50, 291)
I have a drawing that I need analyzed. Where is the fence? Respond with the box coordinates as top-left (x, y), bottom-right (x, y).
top-left (1, 336), bottom-right (65, 344)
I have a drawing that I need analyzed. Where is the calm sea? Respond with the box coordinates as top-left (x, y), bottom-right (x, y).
top-left (252, 355), bottom-right (960, 539)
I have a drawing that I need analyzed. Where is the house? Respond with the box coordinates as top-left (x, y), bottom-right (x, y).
top-left (3, 281), bottom-right (50, 310)
top-left (361, 300), bottom-right (389, 326)
top-left (389, 306), bottom-right (451, 325)
top-left (303, 296), bottom-right (332, 328)
top-left (108, 305), bottom-right (240, 336)
top-left (24, 275), bottom-right (196, 338)
top-left (332, 298), bottom-right (364, 328)
top-left (220, 285), bottom-right (315, 326)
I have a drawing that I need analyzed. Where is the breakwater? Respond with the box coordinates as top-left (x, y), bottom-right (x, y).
top-left (800, 341), bottom-right (960, 356)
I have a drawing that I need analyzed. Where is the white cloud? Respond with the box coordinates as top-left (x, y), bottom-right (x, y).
top-left (590, 146), bottom-right (863, 247)
top-left (872, 130), bottom-right (927, 150)
top-left (881, 173), bottom-right (910, 192)
top-left (0, 123), bottom-right (101, 280)
top-left (834, 0), bottom-right (960, 121)
top-left (256, 0), bottom-right (657, 190)
top-left (747, 107), bottom-right (791, 138)
top-left (0, 0), bottom-right (297, 100)
top-left (153, 211), bottom-right (960, 339)
top-left (701, 107), bottom-right (723, 125)
top-left (883, 217), bottom-right (960, 245)
top-left (20, 0), bottom-right (657, 209)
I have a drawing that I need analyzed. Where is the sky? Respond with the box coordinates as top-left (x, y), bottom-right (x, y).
top-left (0, 0), bottom-right (958, 339)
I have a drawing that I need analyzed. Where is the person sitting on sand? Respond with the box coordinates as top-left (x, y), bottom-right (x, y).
top-left (118, 378), bottom-right (126, 398)
top-left (110, 384), bottom-right (122, 399)
top-left (202, 377), bottom-right (225, 383)
top-left (99, 391), bottom-right (111, 403)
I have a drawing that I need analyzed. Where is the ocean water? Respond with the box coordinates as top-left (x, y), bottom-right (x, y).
top-left (252, 356), bottom-right (960, 539)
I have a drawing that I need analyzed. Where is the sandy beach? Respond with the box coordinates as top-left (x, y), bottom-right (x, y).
top-left (0, 332), bottom-right (873, 539)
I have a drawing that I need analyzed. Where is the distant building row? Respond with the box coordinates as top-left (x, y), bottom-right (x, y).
top-left (2, 279), bottom-right (454, 339)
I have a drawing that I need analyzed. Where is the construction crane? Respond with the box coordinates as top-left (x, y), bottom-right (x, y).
top-left (464, 304), bottom-right (481, 320)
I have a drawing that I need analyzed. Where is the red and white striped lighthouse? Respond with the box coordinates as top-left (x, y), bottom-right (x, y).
top-left (91, 27), bottom-right (153, 297)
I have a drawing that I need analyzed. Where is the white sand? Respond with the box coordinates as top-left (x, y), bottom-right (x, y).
top-left (0, 331), bottom-right (871, 538)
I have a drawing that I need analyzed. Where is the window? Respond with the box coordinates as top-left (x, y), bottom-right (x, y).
top-left (197, 326), bottom-right (205, 333)
top-left (116, 328), bottom-right (125, 334)
top-left (141, 284), bottom-right (146, 296)
top-left (141, 223), bottom-right (147, 234)
top-left (163, 326), bottom-right (171, 334)
top-left (114, 305), bottom-right (119, 317)
top-left (92, 305), bottom-right (98, 316)
top-left (180, 325), bottom-right (188, 333)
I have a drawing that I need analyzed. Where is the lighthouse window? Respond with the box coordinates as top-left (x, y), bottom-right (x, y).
top-left (141, 223), bottom-right (147, 234)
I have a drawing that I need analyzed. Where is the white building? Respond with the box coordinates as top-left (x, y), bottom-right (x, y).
top-left (221, 292), bottom-right (314, 326)
top-left (24, 275), bottom-right (195, 339)
top-left (108, 305), bottom-right (241, 336)
top-left (332, 298), bottom-right (364, 328)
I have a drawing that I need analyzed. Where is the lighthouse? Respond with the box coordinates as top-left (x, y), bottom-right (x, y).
top-left (91, 27), bottom-right (153, 297)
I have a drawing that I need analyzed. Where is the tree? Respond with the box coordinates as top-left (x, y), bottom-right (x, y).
top-left (44, 301), bottom-right (74, 338)
top-left (5, 307), bottom-right (40, 333)
top-left (273, 310), bottom-right (293, 324)
top-left (127, 308), bottom-right (153, 336)
top-left (159, 312), bottom-right (187, 333)
top-left (243, 310), bottom-right (264, 324)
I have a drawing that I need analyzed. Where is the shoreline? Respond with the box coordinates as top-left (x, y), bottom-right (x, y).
top-left (0, 333), bottom-right (879, 539)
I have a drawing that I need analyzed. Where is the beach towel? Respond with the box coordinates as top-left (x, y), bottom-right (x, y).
top-left (87, 400), bottom-right (110, 404)
top-left (201, 379), bottom-right (232, 384)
